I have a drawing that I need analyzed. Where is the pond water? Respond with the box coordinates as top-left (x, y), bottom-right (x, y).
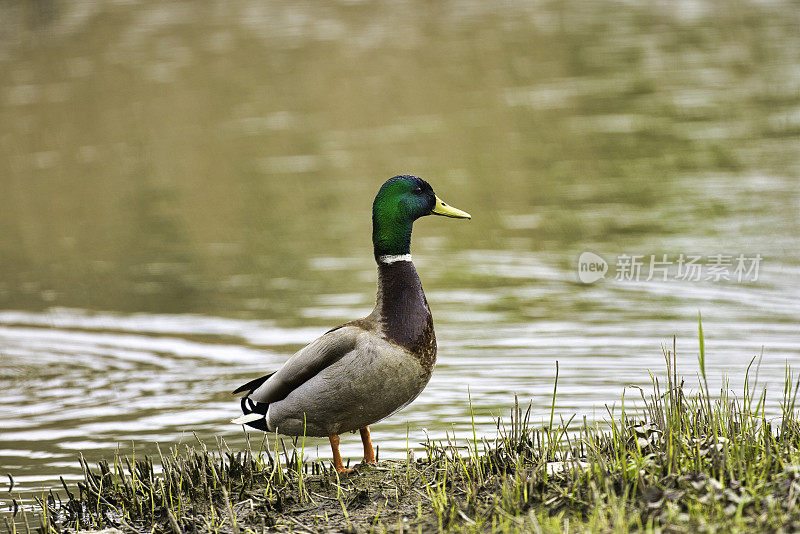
top-left (1, 0), bottom-right (799, 502)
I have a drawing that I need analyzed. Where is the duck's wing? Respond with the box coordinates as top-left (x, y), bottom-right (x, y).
top-left (232, 372), bottom-right (276, 397)
top-left (246, 324), bottom-right (363, 405)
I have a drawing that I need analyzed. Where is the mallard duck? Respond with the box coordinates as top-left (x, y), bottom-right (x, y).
top-left (231, 175), bottom-right (470, 473)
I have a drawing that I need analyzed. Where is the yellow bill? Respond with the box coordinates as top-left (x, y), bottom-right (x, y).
top-left (431, 196), bottom-right (471, 219)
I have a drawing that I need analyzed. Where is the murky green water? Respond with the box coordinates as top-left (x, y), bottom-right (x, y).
top-left (1, 0), bottom-right (799, 503)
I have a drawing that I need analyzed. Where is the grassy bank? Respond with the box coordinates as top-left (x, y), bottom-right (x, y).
top-left (10, 330), bottom-right (800, 533)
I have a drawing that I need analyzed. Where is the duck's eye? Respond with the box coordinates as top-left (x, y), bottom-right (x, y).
top-left (412, 187), bottom-right (423, 194)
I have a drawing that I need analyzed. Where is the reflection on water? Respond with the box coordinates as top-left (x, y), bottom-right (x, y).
top-left (1, 0), bottom-right (799, 502)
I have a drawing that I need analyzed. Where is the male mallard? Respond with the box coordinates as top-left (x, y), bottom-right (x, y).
top-left (232, 175), bottom-right (470, 473)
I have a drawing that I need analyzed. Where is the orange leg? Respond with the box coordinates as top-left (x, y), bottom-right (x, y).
top-left (358, 426), bottom-right (376, 465)
top-left (329, 434), bottom-right (351, 474)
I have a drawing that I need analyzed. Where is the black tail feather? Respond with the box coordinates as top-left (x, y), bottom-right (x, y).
top-left (240, 397), bottom-right (270, 431)
top-left (234, 371), bottom-right (276, 432)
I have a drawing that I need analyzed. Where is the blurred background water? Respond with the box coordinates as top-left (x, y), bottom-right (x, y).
top-left (1, 0), bottom-right (799, 503)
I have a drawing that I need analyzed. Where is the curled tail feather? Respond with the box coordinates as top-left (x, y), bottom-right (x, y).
top-left (231, 372), bottom-right (275, 431)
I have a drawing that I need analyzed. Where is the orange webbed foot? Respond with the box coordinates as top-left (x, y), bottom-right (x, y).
top-left (357, 426), bottom-right (376, 468)
top-left (329, 427), bottom-right (378, 474)
top-left (329, 434), bottom-right (353, 474)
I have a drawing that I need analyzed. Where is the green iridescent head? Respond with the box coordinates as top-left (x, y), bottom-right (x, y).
top-left (372, 175), bottom-right (471, 259)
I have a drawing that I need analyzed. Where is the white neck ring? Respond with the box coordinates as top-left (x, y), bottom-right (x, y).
top-left (378, 254), bottom-right (413, 264)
